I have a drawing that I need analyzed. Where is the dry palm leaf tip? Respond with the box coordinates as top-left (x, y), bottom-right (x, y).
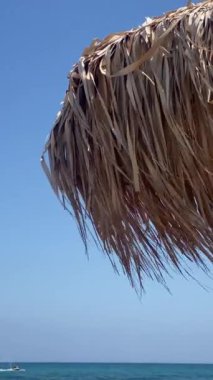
top-left (41, 0), bottom-right (213, 288)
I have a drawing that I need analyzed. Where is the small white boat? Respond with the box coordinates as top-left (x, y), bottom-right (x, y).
top-left (11, 363), bottom-right (25, 372)
top-left (11, 364), bottom-right (20, 371)
top-left (0, 363), bottom-right (25, 372)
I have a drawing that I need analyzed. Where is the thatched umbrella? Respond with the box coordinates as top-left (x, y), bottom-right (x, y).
top-left (41, 0), bottom-right (213, 288)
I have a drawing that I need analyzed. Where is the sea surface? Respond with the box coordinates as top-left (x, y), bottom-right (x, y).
top-left (0, 363), bottom-right (213, 380)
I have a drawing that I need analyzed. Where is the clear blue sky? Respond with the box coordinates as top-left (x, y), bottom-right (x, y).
top-left (0, 0), bottom-right (213, 364)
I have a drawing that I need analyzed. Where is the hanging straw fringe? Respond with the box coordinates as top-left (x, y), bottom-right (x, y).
top-left (41, 0), bottom-right (213, 288)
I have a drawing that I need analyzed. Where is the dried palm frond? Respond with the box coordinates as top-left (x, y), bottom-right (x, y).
top-left (41, 0), bottom-right (213, 288)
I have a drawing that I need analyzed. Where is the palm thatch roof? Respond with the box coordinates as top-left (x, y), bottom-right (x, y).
top-left (41, 0), bottom-right (213, 288)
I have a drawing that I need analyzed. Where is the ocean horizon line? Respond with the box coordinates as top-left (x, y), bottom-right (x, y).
top-left (1, 362), bottom-right (213, 365)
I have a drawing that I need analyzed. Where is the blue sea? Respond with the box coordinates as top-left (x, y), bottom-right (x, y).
top-left (0, 363), bottom-right (213, 380)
